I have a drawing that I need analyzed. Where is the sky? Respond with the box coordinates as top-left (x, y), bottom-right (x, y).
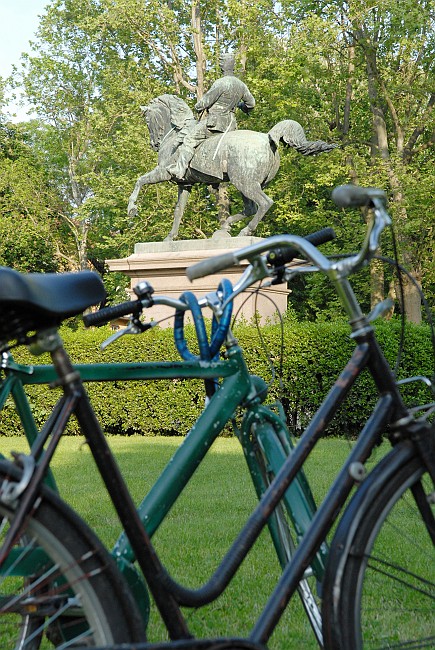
top-left (1, 0), bottom-right (49, 120)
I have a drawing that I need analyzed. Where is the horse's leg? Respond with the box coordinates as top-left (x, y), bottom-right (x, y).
top-left (242, 196), bottom-right (257, 219)
top-left (127, 166), bottom-right (171, 216)
top-left (217, 194), bottom-right (256, 234)
top-left (164, 185), bottom-right (192, 241)
top-left (222, 182), bottom-right (273, 237)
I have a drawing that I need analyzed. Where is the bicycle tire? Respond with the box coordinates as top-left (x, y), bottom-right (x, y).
top-left (0, 460), bottom-right (146, 648)
top-left (322, 443), bottom-right (435, 649)
top-left (251, 437), bottom-right (324, 648)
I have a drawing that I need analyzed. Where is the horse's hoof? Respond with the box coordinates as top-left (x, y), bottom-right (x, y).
top-left (238, 227), bottom-right (252, 237)
top-left (128, 206), bottom-right (138, 217)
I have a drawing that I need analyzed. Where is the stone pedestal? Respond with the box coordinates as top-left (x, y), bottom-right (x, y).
top-left (106, 236), bottom-right (289, 326)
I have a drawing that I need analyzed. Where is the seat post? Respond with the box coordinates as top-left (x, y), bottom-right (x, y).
top-left (28, 327), bottom-right (83, 395)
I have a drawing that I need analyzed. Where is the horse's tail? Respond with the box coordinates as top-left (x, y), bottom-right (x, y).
top-left (268, 120), bottom-right (338, 155)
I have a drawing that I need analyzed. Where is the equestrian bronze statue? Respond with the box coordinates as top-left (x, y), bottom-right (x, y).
top-left (127, 92), bottom-right (337, 241)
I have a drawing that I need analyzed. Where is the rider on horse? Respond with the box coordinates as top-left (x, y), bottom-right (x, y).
top-left (166, 53), bottom-right (256, 180)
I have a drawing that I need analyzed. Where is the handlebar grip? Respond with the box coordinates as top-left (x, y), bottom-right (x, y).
top-left (83, 300), bottom-right (141, 327)
top-left (267, 227), bottom-right (336, 266)
top-left (186, 251), bottom-right (239, 281)
top-left (332, 184), bottom-right (387, 208)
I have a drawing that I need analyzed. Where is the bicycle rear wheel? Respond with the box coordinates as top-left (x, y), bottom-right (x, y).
top-left (322, 443), bottom-right (435, 649)
top-left (0, 460), bottom-right (146, 648)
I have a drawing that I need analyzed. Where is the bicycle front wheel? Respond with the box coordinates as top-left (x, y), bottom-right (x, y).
top-left (0, 461), bottom-right (146, 648)
top-left (322, 444), bottom-right (435, 649)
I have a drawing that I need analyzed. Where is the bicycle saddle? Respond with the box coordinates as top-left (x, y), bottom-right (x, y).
top-left (0, 267), bottom-right (106, 341)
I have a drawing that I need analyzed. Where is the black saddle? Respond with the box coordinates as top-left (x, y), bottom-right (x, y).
top-left (0, 267), bottom-right (106, 343)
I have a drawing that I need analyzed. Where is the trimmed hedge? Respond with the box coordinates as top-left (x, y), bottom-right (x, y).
top-left (1, 318), bottom-right (433, 438)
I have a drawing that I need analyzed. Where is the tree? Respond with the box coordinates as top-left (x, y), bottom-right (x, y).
top-left (284, 0), bottom-right (435, 322)
top-left (349, 0), bottom-right (435, 323)
top-left (11, 0), bottom-right (435, 322)
top-left (0, 120), bottom-right (64, 272)
top-left (19, 0), bottom-right (167, 270)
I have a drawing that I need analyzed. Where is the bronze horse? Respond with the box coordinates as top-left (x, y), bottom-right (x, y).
top-left (128, 94), bottom-right (337, 240)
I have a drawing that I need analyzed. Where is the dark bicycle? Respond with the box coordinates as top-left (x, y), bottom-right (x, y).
top-left (0, 184), bottom-right (432, 649)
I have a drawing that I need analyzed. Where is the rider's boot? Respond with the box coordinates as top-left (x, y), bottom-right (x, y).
top-left (167, 144), bottom-right (195, 180)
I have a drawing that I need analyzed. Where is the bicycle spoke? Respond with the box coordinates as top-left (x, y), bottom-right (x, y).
top-left (365, 555), bottom-right (434, 597)
top-left (0, 492), bottom-right (143, 648)
top-left (370, 636), bottom-right (435, 650)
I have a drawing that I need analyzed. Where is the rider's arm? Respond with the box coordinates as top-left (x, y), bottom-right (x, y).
top-left (239, 86), bottom-right (255, 113)
top-left (195, 83), bottom-right (221, 112)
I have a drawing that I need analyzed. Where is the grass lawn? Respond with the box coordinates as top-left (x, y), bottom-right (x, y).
top-left (0, 434), bottom-right (389, 648)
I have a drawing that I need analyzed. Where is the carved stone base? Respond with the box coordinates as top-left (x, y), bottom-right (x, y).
top-left (106, 236), bottom-right (289, 327)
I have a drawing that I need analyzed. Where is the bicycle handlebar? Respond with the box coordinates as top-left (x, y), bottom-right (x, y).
top-left (186, 251), bottom-right (239, 281)
top-left (83, 300), bottom-right (143, 327)
top-left (187, 185), bottom-right (390, 283)
top-left (186, 227), bottom-right (336, 281)
top-left (85, 185), bottom-right (390, 337)
top-left (332, 185), bottom-right (387, 208)
top-left (266, 227), bottom-right (336, 267)
top-left (83, 294), bottom-right (191, 328)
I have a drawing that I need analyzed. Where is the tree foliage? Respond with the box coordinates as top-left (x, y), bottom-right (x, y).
top-left (5, 317), bottom-right (434, 437)
top-left (0, 121), bottom-right (64, 271)
top-left (0, 0), bottom-right (434, 321)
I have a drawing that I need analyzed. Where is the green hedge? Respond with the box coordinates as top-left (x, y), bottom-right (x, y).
top-left (1, 319), bottom-right (433, 438)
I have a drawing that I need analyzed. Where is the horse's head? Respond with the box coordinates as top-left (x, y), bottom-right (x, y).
top-left (141, 100), bottom-right (170, 151)
top-left (142, 94), bottom-right (195, 151)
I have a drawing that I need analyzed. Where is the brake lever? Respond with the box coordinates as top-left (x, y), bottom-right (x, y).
top-left (101, 319), bottom-right (156, 350)
top-left (220, 256), bottom-right (272, 311)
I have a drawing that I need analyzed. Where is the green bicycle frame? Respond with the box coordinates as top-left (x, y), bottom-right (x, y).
top-left (0, 344), bottom-right (324, 625)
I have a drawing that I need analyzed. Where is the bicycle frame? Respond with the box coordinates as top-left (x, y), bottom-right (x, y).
top-left (1, 306), bottom-right (427, 650)
top-left (0, 182), bottom-right (434, 650)
top-left (0, 342), bottom-right (325, 629)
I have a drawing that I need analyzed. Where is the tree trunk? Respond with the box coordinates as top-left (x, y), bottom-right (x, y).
top-left (78, 219), bottom-right (90, 271)
top-left (399, 276), bottom-right (422, 324)
top-left (370, 257), bottom-right (384, 310)
top-left (191, 0), bottom-right (205, 99)
top-left (217, 184), bottom-right (230, 227)
top-left (359, 28), bottom-right (421, 322)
